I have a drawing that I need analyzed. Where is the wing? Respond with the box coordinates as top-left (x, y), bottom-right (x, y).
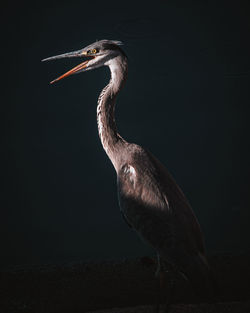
top-left (117, 144), bottom-right (173, 250)
top-left (117, 144), bottom-right (205, 256)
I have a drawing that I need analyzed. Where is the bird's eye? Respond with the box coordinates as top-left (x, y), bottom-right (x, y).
top-left (88, 49), bottom-right (98, 54)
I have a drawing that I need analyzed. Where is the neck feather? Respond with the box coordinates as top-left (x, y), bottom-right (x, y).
top-left (97, 55), bottom-right (128, 171)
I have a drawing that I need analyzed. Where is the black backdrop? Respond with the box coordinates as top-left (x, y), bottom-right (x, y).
top-left (1, 0), bottom-right (250, 268)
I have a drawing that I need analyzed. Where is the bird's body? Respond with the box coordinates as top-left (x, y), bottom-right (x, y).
top-left (43, 39), bottom-right (215, 303)
top-left (117, 146), bottom-right (212, 294)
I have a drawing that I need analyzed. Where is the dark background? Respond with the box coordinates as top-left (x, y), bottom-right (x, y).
top-left (1, 0), bottom-right (250, 268)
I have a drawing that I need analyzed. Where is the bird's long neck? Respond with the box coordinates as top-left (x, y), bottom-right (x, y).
top-left (97, 55), bottom-right (128, 171)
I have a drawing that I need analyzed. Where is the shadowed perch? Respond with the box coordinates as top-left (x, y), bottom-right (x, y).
top-left (0, 253), bottom-right (250, 313)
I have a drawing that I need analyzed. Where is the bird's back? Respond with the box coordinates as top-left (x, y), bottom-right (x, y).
top-left (117, 143), bottom-right (214, 299)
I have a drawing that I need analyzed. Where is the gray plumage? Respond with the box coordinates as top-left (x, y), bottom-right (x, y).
top-left (43, 39), bottom-right (215, 300)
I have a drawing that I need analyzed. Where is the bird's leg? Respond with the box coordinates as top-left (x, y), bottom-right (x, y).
top-left (164, 269), bottom-right (175, 313)
top-left (155, 255), bottom-right (165, 313)
top-left (155, 271), bottom-right (165, 313)
top-left (161, 262), bottom-right (177, 313)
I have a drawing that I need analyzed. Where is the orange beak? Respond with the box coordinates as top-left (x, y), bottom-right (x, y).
top-left (42, 50), bottom-right (95, 84)
top-left (49, 58), bottom-right (93, 84)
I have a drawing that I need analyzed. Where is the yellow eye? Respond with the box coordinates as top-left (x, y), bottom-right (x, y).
top-left (90, 49), bottom-right (97, 54)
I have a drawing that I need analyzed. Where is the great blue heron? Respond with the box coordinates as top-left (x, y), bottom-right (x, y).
top-left (42, 39), bottom-right (215, 310)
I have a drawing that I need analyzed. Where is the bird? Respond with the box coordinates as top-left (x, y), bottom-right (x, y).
top-left (42, 39), bottom-right (216, 310)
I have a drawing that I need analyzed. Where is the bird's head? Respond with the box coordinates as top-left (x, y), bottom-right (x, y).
top-left (42, 39), bottom-right (126, 84)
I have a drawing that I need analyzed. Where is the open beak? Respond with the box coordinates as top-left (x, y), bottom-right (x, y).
top-left (42, 49), bottom-right (95, 84)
